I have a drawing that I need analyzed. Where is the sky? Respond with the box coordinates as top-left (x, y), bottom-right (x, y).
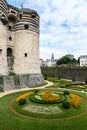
top-left (7, 0), bottom-right (87, 60)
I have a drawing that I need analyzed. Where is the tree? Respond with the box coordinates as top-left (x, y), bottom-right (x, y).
top-left (57, 54), bottom-right (78, 65)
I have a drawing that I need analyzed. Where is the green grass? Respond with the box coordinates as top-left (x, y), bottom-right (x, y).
top-left (1, 77), bottom-right (87, 130)
top-left (47, 78), bottom-right (86, 93)
top-left (12, 90), bottom-right (87, 119)
top-left (0, 90), bottom-right (87, 130)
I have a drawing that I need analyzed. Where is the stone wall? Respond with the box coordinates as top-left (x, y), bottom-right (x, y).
top-left (1, 73), bottom-right (45, 91)
top-left (19, 74), bottom-right (45, 88)
top-left (3, 76), bottom-right (15, 91)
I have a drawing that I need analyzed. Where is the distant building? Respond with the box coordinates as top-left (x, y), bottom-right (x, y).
top-left (40, 53), bottom-right (57, 67)
top-left (80, 55), bottom-right (87, 67)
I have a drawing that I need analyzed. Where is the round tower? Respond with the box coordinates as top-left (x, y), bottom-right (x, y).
top-left (0, 0), bottom-right (8, 75)
top-left (13, 8), bottom-right (44, 86)
top-left (13, 9), bottom-right (40, 75)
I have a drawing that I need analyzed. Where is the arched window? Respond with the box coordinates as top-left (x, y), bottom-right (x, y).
top-left (7, 48), bottom-right (13, 57)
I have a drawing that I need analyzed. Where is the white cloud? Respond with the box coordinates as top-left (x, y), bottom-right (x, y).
top-left (7, 0), bottom-right (87, 60)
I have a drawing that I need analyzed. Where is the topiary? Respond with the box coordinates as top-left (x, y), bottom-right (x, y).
top-left (62, 101), bottom-right (70, 109)
top-left (18, 98), bottom-right (26, 105)
top-left (44, 74), bottom-right (47, 80)
top-left (34, 90), bottom-right (39, 93)
top-left (63, 90), bottom-right (70, 95)
top-left (72, 75), bottom-right (75, 82)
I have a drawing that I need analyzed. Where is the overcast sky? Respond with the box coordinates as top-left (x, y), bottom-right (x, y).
top-left (7, 0), bottom-right (87, 60)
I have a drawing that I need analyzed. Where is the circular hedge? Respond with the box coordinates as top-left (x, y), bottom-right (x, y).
top-left (29, 93), bottom-right (66, 104)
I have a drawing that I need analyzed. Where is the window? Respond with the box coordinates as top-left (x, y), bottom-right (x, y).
top-left (8, 26), bottom-right (12, 30)
top-left (7, 48), bottom-right (13, 57)
top-left (25, 53), bottom-right (27, 57)
top-left (9, 36), bottom-right (12, 41)
top-left (20, 14), bottom-right (22, 19)
top-left (11, 10), bottom-right (16, 14)
top-left (24, 24), bottom-right (29, 29)
top-left (31, 12), bottom-right (36, 18)
top-left (2, 14), bottom-right (5, 17)
top-left (0, 49), bottom-right (2, 55)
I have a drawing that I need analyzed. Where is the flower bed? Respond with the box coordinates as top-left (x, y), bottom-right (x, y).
top-left (16, 92), bottom-right (34, 102)
top-left (11, 88), bottom-right (87, 119)
top-left (41, 91), bottom-right (61, 102)
top-left (29, 91), bottom-right (66, 104)
top-left (23, 105), bottom-right (62, 114)
top-left (70, 94), bottom-right (81, 108)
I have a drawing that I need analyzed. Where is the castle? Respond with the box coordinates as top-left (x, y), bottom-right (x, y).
top-left (0, 0), bottom-right (44, 90)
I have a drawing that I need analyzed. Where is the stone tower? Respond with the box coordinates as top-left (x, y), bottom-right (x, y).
top-left (0, 0), bottom-right (44, 89)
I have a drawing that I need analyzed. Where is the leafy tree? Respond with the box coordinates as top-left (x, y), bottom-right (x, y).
top-left (57, 54), bottom-right (78, 65)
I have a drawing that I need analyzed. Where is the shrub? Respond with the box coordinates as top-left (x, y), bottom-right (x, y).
top-left (63, 90), bottom-right (70, 95)
top-left (62, 101), bottom-right (70, 109)
top-left (72, 75), bottom-right (75, 82)
top-left (85, 77), bottom-right (87, 84)
top-left (0, 76), bottom-right (3, 84)
top-left (18, 98), bottom-right (26, 105)
top-left (44, 74), bottom-right (47, 80)
top-left (34, 90), bottom-right (39, 93)
top-left (60, 85), bottom-right (65, 88)
top-left (58, 74), bottom-right (61, 79)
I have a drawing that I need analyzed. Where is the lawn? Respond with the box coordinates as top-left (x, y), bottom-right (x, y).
top-left (0, 90), bottom-right (87, 130)
top-left (12, 90), bottom-right (87, 119)
top-left (1, 78), bottom-right (87, 130)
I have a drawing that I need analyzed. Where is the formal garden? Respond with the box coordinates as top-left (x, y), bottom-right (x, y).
top-left (1, 77), bottom-right (87, 130)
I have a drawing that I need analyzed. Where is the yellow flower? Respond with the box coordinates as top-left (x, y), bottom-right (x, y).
top-left (41, 91), bottom-right (61, 102)
top-left (70, 94), bottom-right (81, 108)
top-left (16, 92), bottom-right (34, 102)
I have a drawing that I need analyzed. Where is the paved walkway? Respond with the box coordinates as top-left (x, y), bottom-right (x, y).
top-left (0, 80), bottom-right (53, 98)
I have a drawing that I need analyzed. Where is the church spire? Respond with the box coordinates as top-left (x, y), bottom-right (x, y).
top-left (51, 53), bottom-right (54, 61)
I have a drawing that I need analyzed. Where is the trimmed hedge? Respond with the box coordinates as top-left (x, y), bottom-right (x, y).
top-left (63, 90), bottom-right (70, 95)
top-left (18, 98), bottom-right (26, 105)
top-left (29, 93), bottom-right (66, 104)
top-left (62, 101), bottom-right (70, 109)
top-left (41, 67), bottom-right (87, 82)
